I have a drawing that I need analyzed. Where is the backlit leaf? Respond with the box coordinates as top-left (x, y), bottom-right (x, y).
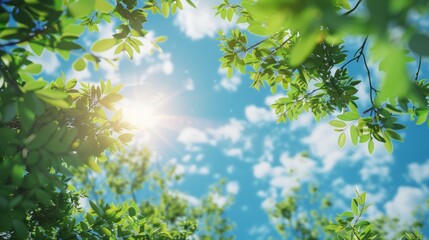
top-left (338, 132), bottom-right (346, 147)
top-left (350, 125), bottom-right (358, 145)
top-left (73, 58), bottom-right (86, 71)
top-left (329, 120), bottom-right (346, 128)
top-left (92, 38), bottom-right (120, 52)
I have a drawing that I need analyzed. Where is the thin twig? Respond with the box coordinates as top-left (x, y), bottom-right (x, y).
top-left (415, 54), bottom-right (422, 81)
top-left (342, 0), bottom-right (363, 16)
top-left (340, 36), bottom-right (368, 69)
top-left (269, 33), bottom-right (295, 55)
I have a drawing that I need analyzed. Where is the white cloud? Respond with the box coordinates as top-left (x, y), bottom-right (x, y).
top-left (408, 159), bottom-right (429, 184)
top-left (302, 122), bottom-right (347, 172)
top-left (68, 67), bottom-right (91, 82)
top-left (182, 154), bottom-right (191, 162)
top-left (279, 153), bottom-right (317, 181)
top-left (143, 53), bottom-right (174, 75)
top-left (302, 121), bottom-right (393, 176)
top-left (174, 0), bottom-right (235, 40)
top-left (212, 193), bottom-right (228, 208)
top-left (358, 141), bottom-right (393, 181)
top-left (289, 111), bottom-right (314, 131)
top-left (249, 224), bottom-right (270, 240)
top-left (214, 67), bottom-right (242, 92)
top-left (245, 105), bottom-right (275, 124)
top-left (226, 181), bottom-right (240, 195)
top-left (257, 136), bottom-right (274, 163)
top-left (208, 118), bottom-right (245, 144)
top-left (195, 153), bottom-right (204, 161)
top-left (174, 162), bottom-right (210, 176)
top-left (177, 127), bottom-right (209, 147)
top-left (217, 75), bottom-right (242, 92)
top-left (261, 198), bottom-right (275, 210)
top-left (224, 148), bottom-right (243, 159)
top-left (253, 161), bottom-right (271, 179)
top-left (226, 165), bottom-right (235, 174)
top-left (264, 93), bottom-right (285, 106)
top-left (385, 186), bottom-right (428, 223)
top-left (175, 192), bottom-right (201, 206)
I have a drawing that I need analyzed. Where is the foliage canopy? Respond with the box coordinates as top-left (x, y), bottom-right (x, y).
top-left (0, 0), bottom-right (428, 239)
top-left (217, 0), bottom-right (429, 153)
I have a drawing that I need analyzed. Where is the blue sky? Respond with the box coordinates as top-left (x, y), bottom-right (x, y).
top-left (33, 0), bottom-right (429, 238)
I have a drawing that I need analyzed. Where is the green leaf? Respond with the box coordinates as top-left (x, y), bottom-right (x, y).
top-left (415, 108), bottom-right (428, 125)
top-left (248, 23), bottom-right (268, 35)
top-left (128, 207), bottom-right (137, 217)
top-left (68, 0), bottom-right (96, 18)
top-left (409, 33), bottom-right (429, 56)
top-left (27, 122), bottom-right (58, 150)
top-left (329, 120), bottom-right (346, 128)
top-left (62, 24), bottom-right (86, 37)
top-left (289, 33), bottom-right (318, 66)
top-left (161, 1), bottom-right (169, 18)
top-left (156, 36), bottom-right (167, 43)
top-left (11, 165), bottom-right (25, 186)
top-left (101, 227), bottom-right (112, 236)
top-left (35, 89), bottom-right (68, 99)
top-left (351, 199), bottom-right (358, 215)
top-left (227, 67), bottom-right (233, 79)
top-left (340, 211), bottom-right (354, 218)
top-left (227, 7), bottom-right (234, 21)
top-left (89, 201), bottom-right (102, 215)
top-left (37, 96), bottom-right (70, 109)
top-left (119, 133), bottom-right (133, 144)
top-left (124, 43), bottom-right (133, 59)
top-left (13, 219), bottom-right (28, 239)
top-left (383, 136), bottom-right (393, 153)
top-left (86, 213), bottom-right (95, 225)
top-left (0, 102), bottom-right (17, 123)
top-left (338, 132), bottom-right (346, 147)
top-left (99, 94), bottom-right (123, 106)
top-left (29, 42), bottom-right (44, 56)
top-left (185, 0), bottom-right (196, 8)
top-left (385, 129), bottom-right (403, 142)
top-left (35, 189), bottom-right (51, 205)
top-left (368, 139), bottom-right (374, 154)
top-left (24, 63), bottom-right (42, 74)
top-left (23, 80), bottom-right (47, 91)
top-left (350, 125), bottom-right (358, 145)
top-left (349, 102), bottom-right (358, 113)
top-left (338, 112), bottom-right (359, 121)
top-left (88, 156), bottom-right (101, 172)
top-left (95, 0), bottom-right (115, 13)
top-left (92, 38), bottom-right (120, 52)
top-left (66, 79), bottom-right (77, 89)
top-left (356, 220), bottom-right (371, 227)
top-left (73, 58), bottom-right (86, 71)
top-left (18, 101), bottom-right (35, 132)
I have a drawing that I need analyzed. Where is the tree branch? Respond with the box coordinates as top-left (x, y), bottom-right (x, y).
top-left (342, 0), bottom-right (363, 16)
top-left (415, 54), bottom-right (422, 81)
top-left (0, 27), bottom-right (47, 48)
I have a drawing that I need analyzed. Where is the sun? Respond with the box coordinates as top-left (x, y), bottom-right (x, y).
top-left (121, 102), bottom-right (160, 129)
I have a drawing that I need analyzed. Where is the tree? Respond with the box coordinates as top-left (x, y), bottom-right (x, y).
top-left (265, 185), bottom-right (427, 239)
top-left (216, 0), bottom-right (429, 153)
top-left (0, 0), bottom-right (208, 238)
